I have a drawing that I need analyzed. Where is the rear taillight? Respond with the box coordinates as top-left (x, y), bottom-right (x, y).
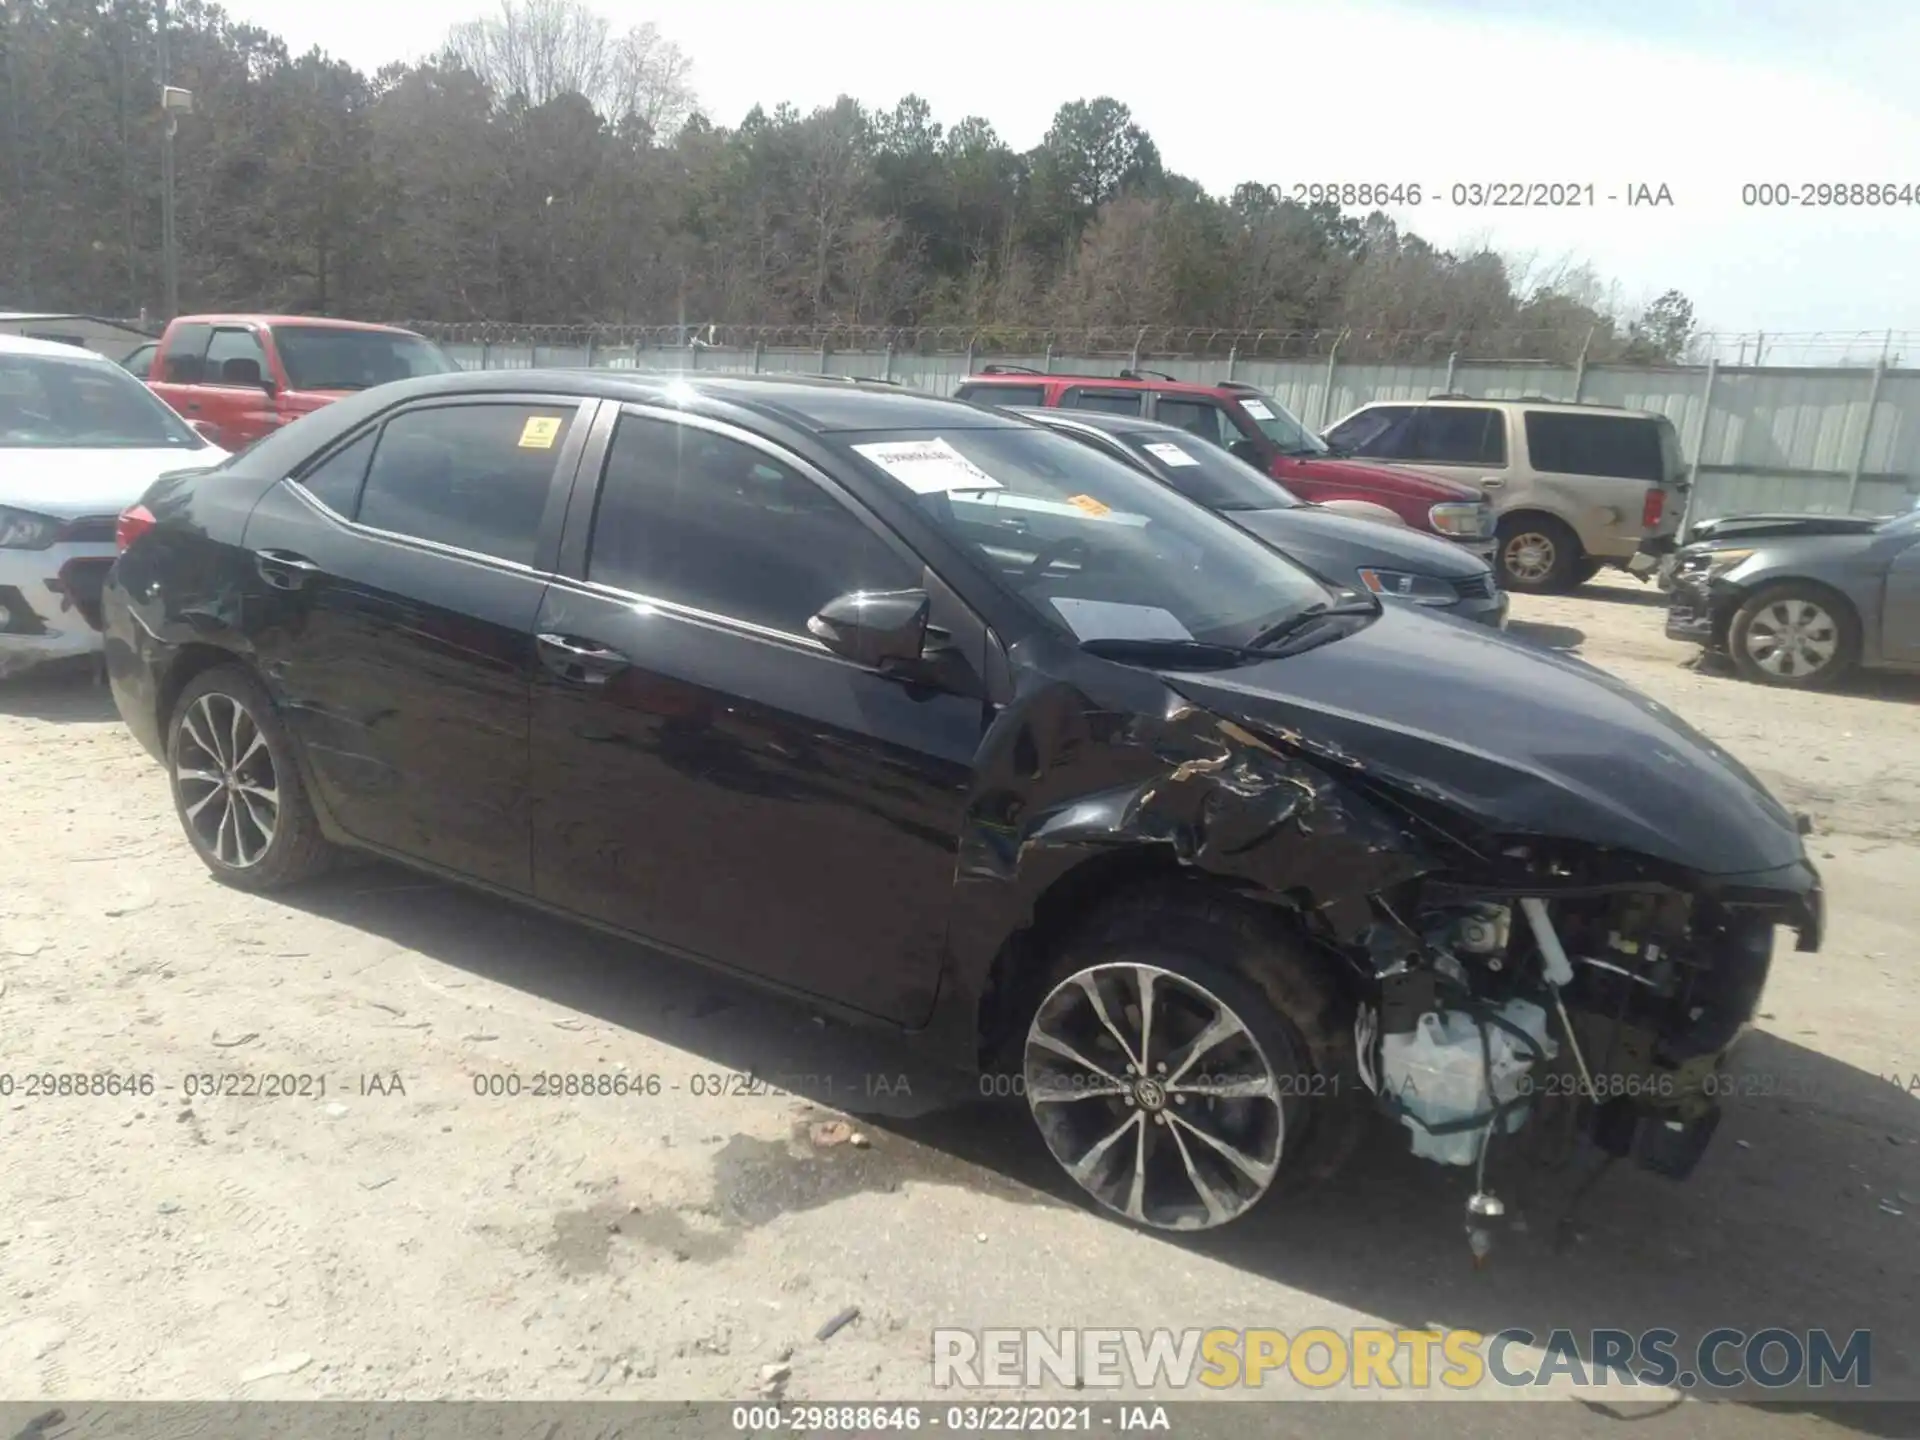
top-left (1642, 487), bottom-right (1665, 529)
top-left (116, 504), bottom-right (157, 553)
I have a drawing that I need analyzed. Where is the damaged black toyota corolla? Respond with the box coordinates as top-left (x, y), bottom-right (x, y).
top-left (100, 373), bottom-right (1823, 1241)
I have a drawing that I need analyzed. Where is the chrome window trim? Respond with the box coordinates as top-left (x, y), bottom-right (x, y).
top-left (543, 572), bottom-right (841, 660)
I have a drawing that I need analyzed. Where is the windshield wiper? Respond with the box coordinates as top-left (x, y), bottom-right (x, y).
top-left (1078, 637), bottom-right (1265, 669)
top-left (1244, 598), bottom-right (1378, 650)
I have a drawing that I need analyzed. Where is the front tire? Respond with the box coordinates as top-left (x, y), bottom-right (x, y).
top-left (1727, 583), bottom-right (1860, 689)
top-left (1020, 895), bottom-right (1354, 1233)
top-left (1496, 514), bottom-right (1583, 594)
top-left (167, 664), bottom-right (333, 890)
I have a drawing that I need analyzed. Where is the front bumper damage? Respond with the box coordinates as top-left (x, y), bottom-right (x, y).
top-left (0, 541), bottom-right (116, 679)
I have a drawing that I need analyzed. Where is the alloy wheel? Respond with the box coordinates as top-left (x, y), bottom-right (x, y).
top-left (1741, 597), bottom-right (1839, 679)
top-left (1503, 531), bottom-right (1557, 584)
top-left (175, 691), bottom-right (280, 868)
top-left (1024, 962), bottom-right (1284, 1231)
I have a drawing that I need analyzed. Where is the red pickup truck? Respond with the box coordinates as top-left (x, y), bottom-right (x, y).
top-left (141, 314), bottom-right (457, 451)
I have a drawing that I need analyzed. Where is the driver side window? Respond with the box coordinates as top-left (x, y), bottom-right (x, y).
top-left (587, 415), bottom-right (920, 635)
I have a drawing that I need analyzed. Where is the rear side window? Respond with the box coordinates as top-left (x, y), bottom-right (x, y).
top-left (1063, 389), bottom-right (1144, 416)
top-left (1524, 411), bottom-right (1664, 482)
top-left (158, 323), bottom-right (213, 384)
top-left (958, 384), bottom-right (1046, 408)
top-left (205, 327), bottom-right (270, 387)
top-left (1153, 398), bottom-right (1240, 448)
top-left (295, 430), bottom-right (377, 516)
top-left (587, 415), bottom-right (918, 634)
top-left (1327, 405), bottom-right (1416, 457)
top-left (355, 403), bottom-right (575, 565)
top-left (1411, 407), bottom-right (1506, 465)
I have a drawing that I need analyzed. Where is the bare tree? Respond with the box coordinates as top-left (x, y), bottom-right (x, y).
top-left (444, 0), bottom-right (695, 135)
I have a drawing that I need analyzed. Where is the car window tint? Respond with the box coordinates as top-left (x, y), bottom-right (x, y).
top-left (1524, 411), bottom-right (1663, 481)
top-left (960, 384), bottom-right (1045, 407)
top-left (1064, 389), bottom-right (1144, 416)
top-left (356, 404), bottom-right (572, 566)
top-left (1153, 398), bottom-right (1237, 448)
top-left (588, 415), bottom-right (919, 634)
top-left (1328, 406), bottom-right (1415, 457)
top-left (205, 327), bottom-right (270, 387)
top-left (295, 430), bottom-right (378, 516)
top-left (158, 322), bottom-right (212, 383)
top-left (1412, 407), bottom-right (1506, 465)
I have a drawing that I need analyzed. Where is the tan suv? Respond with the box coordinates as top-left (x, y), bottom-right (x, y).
top-left (1322, 396), bottom-right (1689, 593)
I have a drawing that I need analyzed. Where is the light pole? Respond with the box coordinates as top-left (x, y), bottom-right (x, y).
top-left (156, 0), bottom-right (192, 320)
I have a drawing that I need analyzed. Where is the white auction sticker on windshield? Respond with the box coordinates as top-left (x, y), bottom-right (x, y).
top-left (1239, 398), bottom-right (1276, 421)
top-left (1050, 598), bottom-right (1194, 642)
top-left (852, 437), bottom-right (1002, 494)
top-left (1142, 441), bottom-right (1199, 467)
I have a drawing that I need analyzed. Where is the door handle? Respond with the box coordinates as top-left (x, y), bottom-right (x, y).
top-left (254, 549), bottom-right (322, 590)
top-left (537, 633), bottom-right (629, 685)
top-left (1479, 476), bottom-right (1505, 489)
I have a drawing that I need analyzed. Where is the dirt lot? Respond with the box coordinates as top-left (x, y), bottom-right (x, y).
top-left (1, 575), bottom-right (1916, 1438)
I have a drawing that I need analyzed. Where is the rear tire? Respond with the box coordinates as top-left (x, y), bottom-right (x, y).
top-left (1018, 892), bottom-right (1357, 1232)
top-left (1727, 582), bottom-right (1860, 690)
top-left (1496, 514), bottom-right (1583, 594)
top-left (167, 664), bottom-right (334, 890)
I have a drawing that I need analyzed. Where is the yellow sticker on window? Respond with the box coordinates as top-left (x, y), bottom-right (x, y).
top-left (518, 416), bottom-right (563, 449)
top-left (1067, 493), bottom-right (1112, 517)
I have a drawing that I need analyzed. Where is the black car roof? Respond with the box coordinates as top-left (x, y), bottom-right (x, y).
top-left (1005, 406), bottom-right (1197, 442)
top-left (340, 368), bottom-right (1027, 435)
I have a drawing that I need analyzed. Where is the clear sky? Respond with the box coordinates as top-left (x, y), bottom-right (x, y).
top-left (208, 0), bottom-right (1920, 336)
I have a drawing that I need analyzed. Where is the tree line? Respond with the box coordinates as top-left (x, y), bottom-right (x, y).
top-left (0, 0), bottom-right (1699, 361)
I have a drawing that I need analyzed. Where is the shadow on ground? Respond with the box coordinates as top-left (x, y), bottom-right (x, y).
top-left (281, 864), bottom-right (1920, 1433)
top-left (1687, 650), bottom-right (1920, 706)
top-left (1568, 582), bottom-right (1669, 609)
top-left (0, 658), bottom-right (118, 721)
top-left (1506, 620), bottom-right (1586, 652)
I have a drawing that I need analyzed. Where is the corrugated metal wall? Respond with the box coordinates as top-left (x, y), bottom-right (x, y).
top-left (439, 343), bottom-right (1919, 522)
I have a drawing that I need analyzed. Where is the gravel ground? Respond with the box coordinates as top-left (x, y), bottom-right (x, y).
top-left (0, 573), bottom-right (1915, 1439)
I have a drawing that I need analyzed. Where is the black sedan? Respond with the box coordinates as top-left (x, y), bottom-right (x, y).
top-left (102, 371), bottom-right (1821, 1240)
top-left (1009, 408), bottom-right (1509, 628)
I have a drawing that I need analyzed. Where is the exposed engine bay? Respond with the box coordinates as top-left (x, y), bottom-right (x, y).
top-left (1345, 845), bottom-right (1819, 1259)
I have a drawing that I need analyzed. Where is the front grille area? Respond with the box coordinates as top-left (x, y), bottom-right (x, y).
top-left (1454, 573), bottom-right (1497, 600)
top-left (58, 514), bottom-right (118, 544)
top-left (57, 558), bottom-right (114, 631)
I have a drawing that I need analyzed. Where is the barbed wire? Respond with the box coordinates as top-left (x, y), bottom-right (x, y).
top-left (399, 321), bottom-right (1919, 367)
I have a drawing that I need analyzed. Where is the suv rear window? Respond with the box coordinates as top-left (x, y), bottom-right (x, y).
top-left (1524, 411), bottom-right (1664, 482)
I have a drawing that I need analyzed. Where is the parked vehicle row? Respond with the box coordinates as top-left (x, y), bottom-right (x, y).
top-left (99, 367), bottom-right (1823, 1248)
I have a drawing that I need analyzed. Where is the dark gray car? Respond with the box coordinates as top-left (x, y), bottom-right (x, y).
top-left (1665, 506), bottom-right (1920, 687)
top-left (1012, 408), bottom-right (1510, 628)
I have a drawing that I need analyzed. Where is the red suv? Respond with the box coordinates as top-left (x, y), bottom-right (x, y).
top-left (954, 368), bottom-right (1495, 558)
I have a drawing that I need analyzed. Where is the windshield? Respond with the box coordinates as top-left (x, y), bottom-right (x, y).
top-left (271, 326), bottom-right (457, 391)
top-left (1231, 391), bottom-right (1328, 456)
top-left (1113, 431), bottom-right (1302, 511)
top-left (844, 426), bottom-right (1334, 647)
top-left (0, 353), bottom-right (205, 451)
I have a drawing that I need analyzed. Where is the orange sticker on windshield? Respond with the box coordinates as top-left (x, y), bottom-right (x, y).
top-left (519, 416), bottom-right (563, 449)
top-left (1067, 493), bottom-right (1112, 517)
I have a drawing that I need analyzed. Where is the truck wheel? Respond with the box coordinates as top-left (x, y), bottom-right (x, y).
top-left (1019, 893), bottom-right (1356, 1232)
top-left (1497, 514), bottom-right (1583, 594)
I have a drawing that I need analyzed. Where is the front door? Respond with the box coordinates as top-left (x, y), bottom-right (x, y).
top-left (1880, 528), bottom-right (1920, 665)
top-left (240, 396), bottom-right (591, 890)
top-left (528, 407), bottom-right (986, 1024)
top-left (200, 324), bottom-right (284, 450)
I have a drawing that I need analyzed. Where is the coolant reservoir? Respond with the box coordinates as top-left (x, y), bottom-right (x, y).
top-left (1380, 999), bottom-right (1559, 1166)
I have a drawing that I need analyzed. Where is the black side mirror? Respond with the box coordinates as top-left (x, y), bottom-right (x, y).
top-left (807, 589), bottom-right (930, 670)
top-left (1228, 439), bottom-right (1265, 468)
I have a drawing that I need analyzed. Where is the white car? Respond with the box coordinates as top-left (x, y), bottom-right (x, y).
top-left (0, 335), bottom-right (226, 679)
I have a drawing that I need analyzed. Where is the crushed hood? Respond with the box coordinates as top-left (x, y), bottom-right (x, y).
top-left (1156, 604), bottom-right (1806, 876)
top-left (1688, 512), bottom-right (1887, 543)
top-left (1279, 453), bottom-right (1482, 502)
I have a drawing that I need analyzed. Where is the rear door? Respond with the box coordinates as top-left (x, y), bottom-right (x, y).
top-left (148, 321), bottom-right (213, 426)
top-left (240, 394), bottom-right (593, 891)
top-left (526, 404), bottom-right (988, 1023)
top-left (1520, 410), bottom-right (1671, 557)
